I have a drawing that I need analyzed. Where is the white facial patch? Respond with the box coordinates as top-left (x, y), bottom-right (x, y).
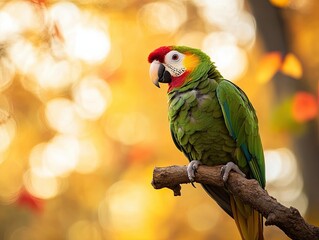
top-left (164, 50), bottom-right (186, 77)
top-left (164, 63), bottom-right (186, 77)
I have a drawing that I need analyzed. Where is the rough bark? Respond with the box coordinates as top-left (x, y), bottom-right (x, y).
top-left (151, 165), bottom-right (319, 240)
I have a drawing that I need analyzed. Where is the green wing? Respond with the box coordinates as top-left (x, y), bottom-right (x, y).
top-left (216, 80), bottom-right (265, 188)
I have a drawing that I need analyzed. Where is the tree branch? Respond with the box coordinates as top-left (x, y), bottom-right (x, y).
top-left (151, 165), bottom-right (319, 240)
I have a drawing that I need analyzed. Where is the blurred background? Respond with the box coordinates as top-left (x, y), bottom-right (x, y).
top-left (0, 0), bottom-right (318, 239)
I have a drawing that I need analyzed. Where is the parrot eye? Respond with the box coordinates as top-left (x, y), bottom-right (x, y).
top-left (165, 50), bottom-right (184, 65)
top-left (172, 54), bottom-right (179, 61)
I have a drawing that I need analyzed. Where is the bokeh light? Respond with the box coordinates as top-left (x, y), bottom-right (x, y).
top-left (29, 135), bottom-right (80, 178)
top-left (0, 114), bottom-right (15, 152)
top-left (7, 38), bottom-right (37, 74)
top-left (67, 26), bottom-right (111, 63)
top-left (265, 148), bottom-right (298, 184)
top-left (74, 140), bottom-right (100, 174)
top-left (0, 55), bottom-right (15, 92)
top-left (202, 32), bottom-right (248, 81)
top-left (101, 181), bottom-right (149, 231)
top-left (194, 0), bottom-right (256, 47)
top-left (105, 112), bottom-right (150, 145)
top-left (49, 2), bottom-right (82, 32)
top-left (23, 169), bottom-right (60, 199)
top-left (0, 1), bottom-right (317, 240)
top-left (32, 54), bottom-right (80, 90)
top-left (138, 1), bottom-right (187, 34)
top-left (177, 31), bottom-right (206, 49)
top-left (73, 76), bottom-right (112, 120)
top-left (1, 1), bottom-right (41, 32)
top-left (42, 135), bottom-right (80, 177)
top-left (51, 2), bottom-right (112, 64)
top-left (265, 148), bottom-right (299, 191)
top-left (265, 148), bottom-right (308, 215)
top-left (29, 143), bottom-right (51, 175)
top-left (45, 98), bottom-right (86, 135)
top-left (0, 11), bottom-right (19, 42)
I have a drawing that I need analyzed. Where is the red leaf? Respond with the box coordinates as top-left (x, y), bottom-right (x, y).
top-left (16, 189), bottom-right (44, 213)
top-left (292, 92), bottom-right (318, 122)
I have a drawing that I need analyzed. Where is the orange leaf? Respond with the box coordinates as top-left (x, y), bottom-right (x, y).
top-left (128, 145), bottom-right (155, 164)
top-left (269, 0), bottom-right (291, 8)
top-left (292, 92), bottom-right (318, 122)
top-left (281, 53), bottom-right (303, 79)
top-left (256, 52), bottom-right (282, 84)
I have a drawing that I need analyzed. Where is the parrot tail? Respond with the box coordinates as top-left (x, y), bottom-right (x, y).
top-left (230, 195), bottom-right (264, 240)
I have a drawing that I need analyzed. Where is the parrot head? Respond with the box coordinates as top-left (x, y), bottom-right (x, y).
top-left (148, 46), bottom-right (216, 92)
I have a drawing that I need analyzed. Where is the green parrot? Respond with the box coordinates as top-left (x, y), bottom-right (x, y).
top-left (148, 46), bottom-right (265, 240)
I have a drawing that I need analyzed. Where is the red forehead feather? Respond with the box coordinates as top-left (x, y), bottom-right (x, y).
top-left (148, 46), bottom-right (172, 63)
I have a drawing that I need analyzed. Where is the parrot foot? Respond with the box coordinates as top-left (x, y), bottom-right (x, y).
top-left (221, 162), bottom-right (246, 182)
top-left (187, 160), bottom-right (202, 187)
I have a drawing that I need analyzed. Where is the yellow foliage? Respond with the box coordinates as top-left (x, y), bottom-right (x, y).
top-left (281, 53), bottom-right (303, 79)
top-left (256, 52), bottom-right (282, 84)
top-left (269, 0), bottom-right (291, 8)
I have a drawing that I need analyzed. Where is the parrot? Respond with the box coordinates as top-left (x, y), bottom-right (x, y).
top-left (148, 46), bottom-right (265, 240)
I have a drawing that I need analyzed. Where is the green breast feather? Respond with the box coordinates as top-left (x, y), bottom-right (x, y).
top-left (168, 77), bottom-right (265, 188)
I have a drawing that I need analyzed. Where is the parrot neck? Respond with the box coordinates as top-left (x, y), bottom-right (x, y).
top-left (167, 63), bottom-right (223, 93)
top-left (168, 71), bottom-right (190, 92)
top-left (208, 65), bottom-right (223, 80)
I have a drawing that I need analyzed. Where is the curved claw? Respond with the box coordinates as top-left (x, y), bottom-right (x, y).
top-left (221, 162), bottom-right (246, 182)
top-left (187, 160), bottom-right (202, 186)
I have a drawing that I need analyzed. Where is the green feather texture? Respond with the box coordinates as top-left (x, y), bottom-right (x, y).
top-left (164, 46), bottom-right (265, 240)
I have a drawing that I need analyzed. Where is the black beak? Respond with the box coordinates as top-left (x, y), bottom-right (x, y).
top-left (157, 64), bottom-right (172, 86)
top-left (150, 61), bottom-right (172, 88)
